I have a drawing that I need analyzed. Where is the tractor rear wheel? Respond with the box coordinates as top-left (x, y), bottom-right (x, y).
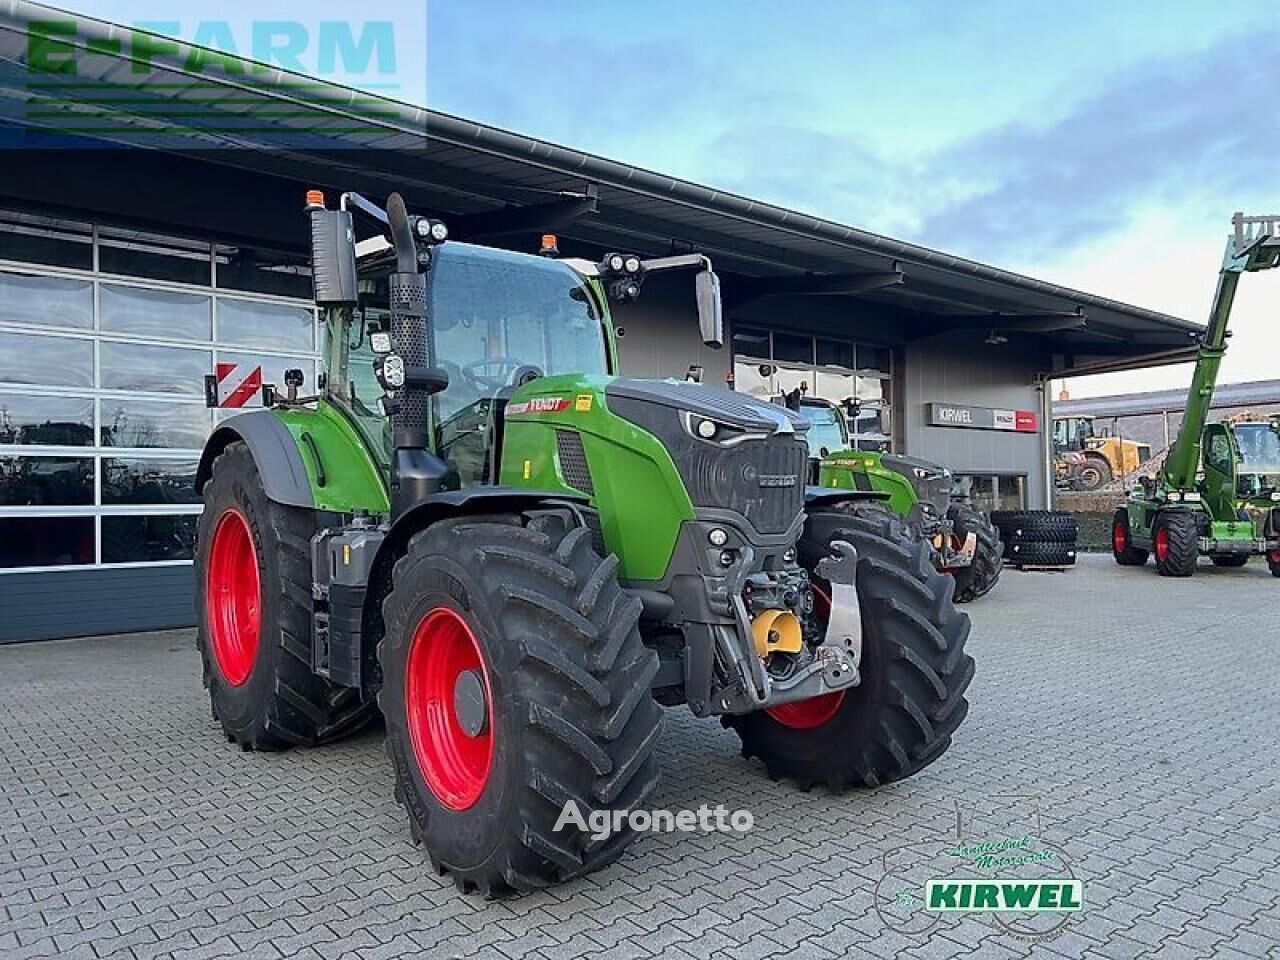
top-left (946, 503), bottom-right (1003, 603)
top-left (728, 501), bottom-right (973, 790)
top-left (379, 514), bottom-right (662, 896)
top-left (1111, 508), bottom-right (1149, 566)
top-left (195, 442), bottom-right (376, 749)
top-left (1269, 550), bottom-right (1280, 577)
top-left (1153, 510), bottom-right (1199, 577)
top-left (1210, 555), bottom-right (1249, 568)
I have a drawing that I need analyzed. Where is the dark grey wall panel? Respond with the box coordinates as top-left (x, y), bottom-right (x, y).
top-left (0, 566), bottom-right (195, 643)
top-left (903, 331), bottom-right (1052, 508)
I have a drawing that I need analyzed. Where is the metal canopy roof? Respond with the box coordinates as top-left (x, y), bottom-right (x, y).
top-left (1056, 379), bottom-right (1280, 419)
top-left (0, 1), bottom-right (1202, 370)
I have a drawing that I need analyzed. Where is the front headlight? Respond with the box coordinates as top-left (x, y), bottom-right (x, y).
top-left (375, 353), bottom-right (405, 391)
top-left (1182, 491), bottom-right (1201, 502)
top-left (1166, 491), bottom-right (1182, 502)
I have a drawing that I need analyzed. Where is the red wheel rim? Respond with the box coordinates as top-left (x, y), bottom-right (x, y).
top-left (1113, 520), bottom-right (1127, 553)
top-left (1154, 527), bottom-right (1170, 563)
top-left (1269, 549), bottom-right (1280, 565)
top-left (405, 607), bottom-right (494, 811)
top-left (205, 509), bottom-right (260, 687)
top-left (766, 584), bottom-right (846, 730)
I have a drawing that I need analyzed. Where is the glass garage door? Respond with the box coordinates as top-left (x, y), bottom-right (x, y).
top-left (0, 210), bottom-right (317, 572)
top-left (731, 325), bottom-right (894, 451)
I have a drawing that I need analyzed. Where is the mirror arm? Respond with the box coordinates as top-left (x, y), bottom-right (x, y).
top-left (640, 253), bottom-right (712, 273)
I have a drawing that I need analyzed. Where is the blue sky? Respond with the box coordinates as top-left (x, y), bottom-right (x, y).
top-left (63, 2), bottom-right (1280, 395)
top-left (425, 1), bottom-right (1280, 397)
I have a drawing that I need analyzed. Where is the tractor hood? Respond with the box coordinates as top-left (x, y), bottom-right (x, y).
top-left (605, 379), bottom-right (808, 436)
top-left (882, 452), bottom-right (950, 481)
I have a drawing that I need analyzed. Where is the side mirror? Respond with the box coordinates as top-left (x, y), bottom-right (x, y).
top-left (307, 205), bottom-right (359, 306)
top-left (695, 269), bottom-right (723, 348)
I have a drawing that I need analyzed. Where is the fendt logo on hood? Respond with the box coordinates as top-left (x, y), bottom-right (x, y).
top-left (741, 463), bottom-right (798, 488)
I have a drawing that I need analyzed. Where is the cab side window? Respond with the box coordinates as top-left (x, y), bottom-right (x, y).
top-left (1204, 430), bottom-right (1232, 475)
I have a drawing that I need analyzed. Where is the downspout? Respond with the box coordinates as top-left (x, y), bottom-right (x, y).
top-left (1036, 375), bottom-right (1055, 509)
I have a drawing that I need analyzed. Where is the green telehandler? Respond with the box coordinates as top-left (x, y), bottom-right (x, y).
top-left (791, 397), bottom-right (1003, 602)
top-left (1112, 213), bottom-right (1280, 577)
top-left (193, 190), bottom-right (973, 895)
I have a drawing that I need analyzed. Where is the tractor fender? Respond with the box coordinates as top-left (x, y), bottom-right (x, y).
top-left (359, 488), bottom-right (592, 682)
top-left (372, 487), bottom-right (591, 594)
top-left (195, 412), bottom-right (314, 509)
top-left (805, 486), bottom-right (890, 508)
top-left (387, 487), bottom-right (590, 542)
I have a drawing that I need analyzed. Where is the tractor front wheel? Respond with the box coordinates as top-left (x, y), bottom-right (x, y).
top-left (1152, 510), bottom-right (1199, 577)
top-left (195, 442), bottom-right (376, 749)
top-left (946, 503), bottom-right (1003, 602)
top-left (1111, 508), bottom-right (1149, 566)
top-left (728, 501), bottom-right (973, 790)
top-left (379, 514), bottom-right (662, 896)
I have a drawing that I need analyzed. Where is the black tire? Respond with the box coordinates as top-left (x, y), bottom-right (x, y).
top-left (946, 503), bottom-right (1003, 603)
top-left (195, 442), bottom-right (376, 750)
top-left (1152, 510), bottom-right (1199, 577)
top-left (1110, 508), bottom-right (1149, 566)
top-left (728, 501), bottom-right (973, 790)
top-left (379, 514), bottom-right (662, 896)
top-left (1269, 551), bottom-right (1280, 578)
top-left (1006, 540), bottom-right (1077, 567)
top-left (1210, 555), bottom-right (1249, 568)
top-left (990, 510), bottom-right (1078, 544)
top-left (1075, 456), bottom-right (1111, 491)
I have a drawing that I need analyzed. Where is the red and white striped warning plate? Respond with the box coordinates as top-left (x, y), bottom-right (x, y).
top-left (213, 362), bottom-right (263, 408)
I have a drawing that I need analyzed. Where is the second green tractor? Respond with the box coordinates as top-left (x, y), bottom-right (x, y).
top-left (797, 397), bottom-right (1003, 603)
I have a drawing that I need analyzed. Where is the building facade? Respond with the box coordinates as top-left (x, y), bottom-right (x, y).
top-left (0, 3), bottom-right (1201, 641)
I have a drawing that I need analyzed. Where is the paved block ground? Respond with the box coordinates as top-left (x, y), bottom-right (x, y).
top-left (3, 555), bottom-right (1280, 959)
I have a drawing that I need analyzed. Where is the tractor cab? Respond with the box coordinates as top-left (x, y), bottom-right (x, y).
top-left (794, 397), bottom-right (850, 459)
top-left (1228, 421), bottom-right (1280, 498)
top-left (331, 240), bottom-right (613, 488)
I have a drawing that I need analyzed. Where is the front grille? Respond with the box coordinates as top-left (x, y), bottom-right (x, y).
top-left (682, 435), bottom-right (808, 534)
top-left (556, 429), bottom-right (594, 495)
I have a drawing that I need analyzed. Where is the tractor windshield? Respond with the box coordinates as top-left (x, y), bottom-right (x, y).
top-left (1234, 423), bottom-right (1280, 475)
top-left (429, 243), bottom-right (609, 424)
top-left (799, 402), bottom-right (848, 457)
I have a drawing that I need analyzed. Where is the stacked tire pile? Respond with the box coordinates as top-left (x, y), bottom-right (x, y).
top-left (990, 510), bottom-right (1078, 568)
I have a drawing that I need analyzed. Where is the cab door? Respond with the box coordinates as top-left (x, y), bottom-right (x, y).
top-left (1200, 423), bottom-right (1237, 518)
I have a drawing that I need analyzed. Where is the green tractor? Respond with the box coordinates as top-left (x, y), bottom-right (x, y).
top-left (194, 191), bottom-right (973, 895)
top-left (795, 397), bottom-right (1002, 602)
top-left (1113, 213), bottom-right (1280, 577)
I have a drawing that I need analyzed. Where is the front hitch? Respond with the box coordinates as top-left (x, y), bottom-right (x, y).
top-left (715, 541), bottom-right (863, 714)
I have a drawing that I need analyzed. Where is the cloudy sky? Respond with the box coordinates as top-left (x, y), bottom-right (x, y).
top-left (424, 1), bottom-right (1280, 399)
top-left (66, 1), bottom-right (1280, 399)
